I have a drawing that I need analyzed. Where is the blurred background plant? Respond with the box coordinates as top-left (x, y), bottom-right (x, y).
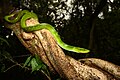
top-left (0, 0), bottom-right (120, 79)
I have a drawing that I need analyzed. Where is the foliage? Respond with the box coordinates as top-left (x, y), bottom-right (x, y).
top-left (0, 36), bottom-right (10, 72)
top-left (1, 0), bottom-right (120, 79)
top-left (0, 35), bottom-right (51, 79)
top-left (23, 54), bottom-right (49, 73)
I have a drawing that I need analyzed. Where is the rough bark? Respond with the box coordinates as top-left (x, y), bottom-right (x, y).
top-left (4, 18), bottom-right (120, 80)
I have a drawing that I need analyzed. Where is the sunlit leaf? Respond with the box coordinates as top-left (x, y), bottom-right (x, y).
top-left (31, 58), bottom-right (38, 72)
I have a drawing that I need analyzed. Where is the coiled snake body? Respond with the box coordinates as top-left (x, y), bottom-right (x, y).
top-left (4, 10), bottom-right (90, 53)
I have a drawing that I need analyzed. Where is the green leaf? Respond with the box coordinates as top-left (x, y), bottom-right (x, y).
top-left (23, 55), bottom-right (47, 72)
top-left (35, 64), bottom-right (43, 71)
top-left (23, 56), bottom-right (32, 67)
top-left (35, 54), bottom-right (43, 65)
top-left (31, 58), bottom-right (39, 72)
top-left (41, 64), bottom-right (47, 70)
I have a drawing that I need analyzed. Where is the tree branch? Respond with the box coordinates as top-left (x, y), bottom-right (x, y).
top-left (4, 18), bottom-right (120, 80)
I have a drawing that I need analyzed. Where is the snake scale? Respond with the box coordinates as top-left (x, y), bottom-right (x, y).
top-left (4, 10), bottom-right (90, 53)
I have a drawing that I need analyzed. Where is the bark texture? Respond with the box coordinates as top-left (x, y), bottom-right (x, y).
top-left (4, 19), bottom-right (120, 80)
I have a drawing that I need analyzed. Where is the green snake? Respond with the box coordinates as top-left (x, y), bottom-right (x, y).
top-left (4, 10), bottom-right (90, 53)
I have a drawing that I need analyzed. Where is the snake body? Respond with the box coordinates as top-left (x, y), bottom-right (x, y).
top-left (4, 10), bottom-right (90, 53)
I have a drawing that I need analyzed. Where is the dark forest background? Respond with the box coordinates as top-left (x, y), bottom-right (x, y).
top-left (0, 0), bottom-right (120, 79)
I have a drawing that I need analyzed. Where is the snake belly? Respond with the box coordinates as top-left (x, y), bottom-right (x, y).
top-left (4, 10), bottom-right (90, 53)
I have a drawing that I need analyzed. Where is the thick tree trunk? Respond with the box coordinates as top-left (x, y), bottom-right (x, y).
top-left (5, 18), bottom-right (120, 80)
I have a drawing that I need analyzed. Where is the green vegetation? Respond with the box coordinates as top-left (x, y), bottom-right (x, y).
top-left (0, 0), bottom-right (120, 79)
